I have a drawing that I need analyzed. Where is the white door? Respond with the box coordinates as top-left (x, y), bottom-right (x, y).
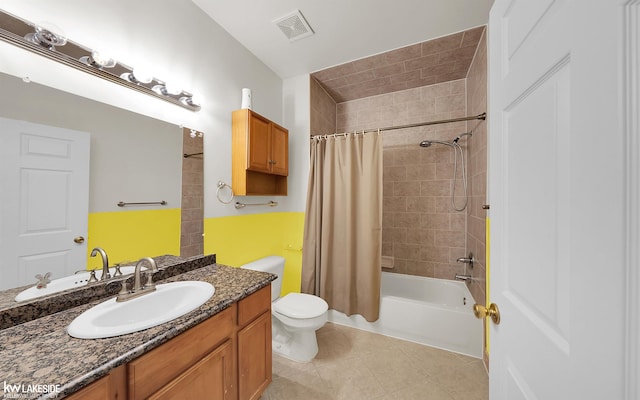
top-left (488, 0), bottom-right (629, 399)
top-left (0, 118), bottom-right (90, 290)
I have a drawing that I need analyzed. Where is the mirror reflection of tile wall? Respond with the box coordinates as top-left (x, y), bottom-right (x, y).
top-left (180, 128), bottom-right (204, 257)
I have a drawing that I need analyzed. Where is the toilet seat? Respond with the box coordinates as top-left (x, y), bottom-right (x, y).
top-left (273, 293), bottom-right (328, 319)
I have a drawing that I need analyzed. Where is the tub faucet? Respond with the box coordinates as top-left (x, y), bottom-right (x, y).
top-left (455, 274), bottom-right (472, 283)
top-left (117, 257), bottom-right (158, 302)
top-left (90, 247), bottom-right (110, 280)
top-left (456, 252), bottom-right (474, 269)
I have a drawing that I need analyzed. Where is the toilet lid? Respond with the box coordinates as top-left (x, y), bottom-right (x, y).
top-left (273, 293), bottom-right (328, 319)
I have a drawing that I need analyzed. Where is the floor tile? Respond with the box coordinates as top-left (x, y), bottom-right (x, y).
top-left (261, 322), bottom-right (488, 400)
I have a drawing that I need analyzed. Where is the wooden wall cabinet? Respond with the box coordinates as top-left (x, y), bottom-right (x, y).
top-left (232, 109), bottom-right (288, 196)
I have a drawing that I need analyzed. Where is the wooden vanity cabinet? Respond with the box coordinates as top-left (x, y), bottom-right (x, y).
top-left (232, 109), bottom-right (288, 196)
top-left (147, 340), bottom-right (234, 400)
top-left (237, 285), bottom-right (272, 400)
top-left (128, 306), bottom-right (235, 400)
top-left (66, 286), bottom-right (272, 400)
top-left (65, 365), bottom-right (126, 400)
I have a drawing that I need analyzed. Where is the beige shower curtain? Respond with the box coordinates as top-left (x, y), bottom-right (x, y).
top-left (301, 132), bottom-right (382, 322)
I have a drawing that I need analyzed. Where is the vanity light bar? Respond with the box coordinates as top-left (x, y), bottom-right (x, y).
top-left (0, 9), bottom-right (201, 112)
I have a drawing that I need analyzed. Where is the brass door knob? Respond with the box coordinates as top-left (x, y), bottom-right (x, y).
top-left (73, 236), bottom-right (85, 244)
top-left (474, 303), bottom-right (501, 325)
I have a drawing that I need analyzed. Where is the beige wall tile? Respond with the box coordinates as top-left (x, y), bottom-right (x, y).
top-left (312, 28), bottom-right (483, 103)
top-left (394, 181), bottom-right (421, 196)
top-left (311, 78), bottom-right (337, 135)
top-left (309, 28), bottom-right (487, 284)
top-left (406, 196), bottom-right (436, 213)
top-left (180, 128), bottom-right (203, 258)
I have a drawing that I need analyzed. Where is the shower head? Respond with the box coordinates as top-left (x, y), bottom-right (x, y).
top-left (419, 139), bottom-right (454, 148)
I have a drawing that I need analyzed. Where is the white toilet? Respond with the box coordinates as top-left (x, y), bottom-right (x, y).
top-left (241, 256), bottom-right (328, 362)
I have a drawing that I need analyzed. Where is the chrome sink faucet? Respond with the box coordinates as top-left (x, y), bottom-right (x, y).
top-left (117, 257), bottom-right (159, 302)
top-left (90, 247), bottom-right (110, 280)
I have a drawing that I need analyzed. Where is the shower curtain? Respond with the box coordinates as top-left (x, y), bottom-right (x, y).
top-left (301, 132), bottom-right (382, 322)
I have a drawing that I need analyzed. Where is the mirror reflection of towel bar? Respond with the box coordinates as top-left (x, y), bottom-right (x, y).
top-left (183, 152), bottom-right (203, 159)
top-left (234, 201), bottom-right (278, 209)
top-left (117, 201), bottom-right (167, 207)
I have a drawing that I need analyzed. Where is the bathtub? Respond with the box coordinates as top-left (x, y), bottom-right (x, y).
top-left (328, 272), bottom-right (483, 358)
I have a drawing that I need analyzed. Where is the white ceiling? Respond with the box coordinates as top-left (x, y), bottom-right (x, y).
top-left (192, 0), bottom-right (494, 79)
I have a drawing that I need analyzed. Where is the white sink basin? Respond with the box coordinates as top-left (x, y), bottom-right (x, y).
top-left (15, 266), bottom-right (137, 302)
top-left (67, 281), bottom-right (215, 339)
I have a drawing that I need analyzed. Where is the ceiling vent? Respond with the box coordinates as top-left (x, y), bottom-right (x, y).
top-left (273, 9), bottom-right (314, 42)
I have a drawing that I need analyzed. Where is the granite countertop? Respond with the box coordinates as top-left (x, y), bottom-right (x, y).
top-left (0, 255), bottom-right (189, 329)
top-left (0, 255), bottom-right (185, 311)
top-left (0, 263), bottom-right (275, 399)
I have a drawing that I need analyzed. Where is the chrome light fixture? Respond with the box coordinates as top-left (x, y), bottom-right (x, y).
top-left (0, 9), bottom-right (201, 111)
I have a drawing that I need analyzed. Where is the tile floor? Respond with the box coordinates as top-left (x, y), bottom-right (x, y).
top-left (261, 322), bottom-right (488, 400)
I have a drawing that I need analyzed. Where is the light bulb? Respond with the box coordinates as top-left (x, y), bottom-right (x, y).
top-left (131, 69), bottom-right (153, 84)
top-left (188, 93), bottom-right (203, 107)
top-left (90, 50), bottom-right (116, 68)
top-left (163, 81), bottom-right (182, 96)
top-left (26, 23), bottom-right (67, 49)
top-left (179, 93), bottom-right (202, 110)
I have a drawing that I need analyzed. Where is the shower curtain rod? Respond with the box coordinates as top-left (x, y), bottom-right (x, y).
top-left (311, 112), bottom-right (486, 138)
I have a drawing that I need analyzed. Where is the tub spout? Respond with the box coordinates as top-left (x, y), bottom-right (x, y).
top-left (455, 274), bottom-right (472, 283)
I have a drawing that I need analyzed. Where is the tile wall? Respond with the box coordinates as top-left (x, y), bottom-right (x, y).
top-left (465, 31), bottom-right (488, 312)
top-left (180, 128), bottom-right (204, 257)
top-left (311, 27), bottom-right (484, 102)
top-left (308, 27), bottom-right (489, 367)
top-left (310, 77), bottom-right (337, 135)
top-left (309, 28), bottom-right (488, 286)
top-left (335, 80), bottom-right (469, 279)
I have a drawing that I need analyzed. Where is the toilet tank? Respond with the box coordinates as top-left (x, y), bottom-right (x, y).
top-left (240, 256), bottom-right (284, 301)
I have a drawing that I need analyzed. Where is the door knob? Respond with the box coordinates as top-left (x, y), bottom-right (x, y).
top-left (474, 303), bottom-right (501, 325)
top-left (73, 236), bottom-right (85, 244)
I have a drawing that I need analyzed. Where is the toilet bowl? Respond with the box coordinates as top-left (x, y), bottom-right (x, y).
top-left (241, 256), bottom-right (328, 362)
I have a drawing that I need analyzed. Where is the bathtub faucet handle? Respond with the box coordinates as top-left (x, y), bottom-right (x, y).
top-left (456, 252), bottom-right (475, 269)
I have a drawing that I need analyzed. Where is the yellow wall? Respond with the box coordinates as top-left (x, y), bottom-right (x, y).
top-left (204, 212), bottom-right (305, 296)
top-left (485, 217), bottom-right (491, 355)
top-left (87, 208), bottom-right (181, 269)
top-left (87, 209), bottom-right (305, 295)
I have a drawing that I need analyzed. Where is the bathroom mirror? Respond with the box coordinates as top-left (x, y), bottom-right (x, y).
top-left (0, 71), bottom-right (191, 307)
